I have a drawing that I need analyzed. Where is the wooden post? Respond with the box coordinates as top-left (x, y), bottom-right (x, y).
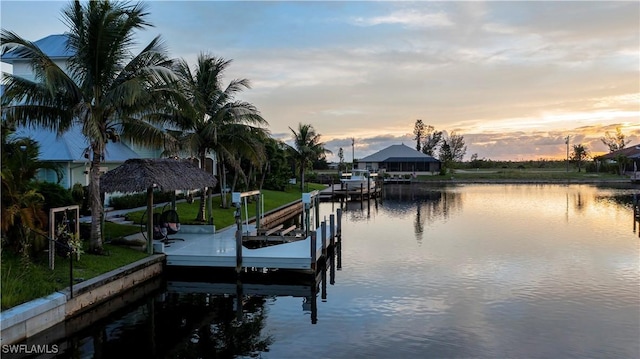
top-left (255, 193), bottom-right (261, 232)
top-left (336, 208), bottom-right (342, 238)
top-left (330, 214), bottom-right (335, 246)
top-left (236, 227), bottom-right (243, 274)
top-left (336, 240), bottom-right (342, 270)
top-left (315, 194), bottom-right (320, 229)
top-left (310, 284), bottom-right (318, 325)
top-left (321, 220), bottom-right (327, 258)
top-left (310, 231), bottom-right (317, 271)
top-left (147, 186), bottom-right (154, 255)
top-left (207, 187), bottom-right (213, 225)
top-left (321, 260), bottom-right (327, 300)
top-left (305, 204), bottom-right (311, 237)
top-left (329, 243), bottom-right (336, 285)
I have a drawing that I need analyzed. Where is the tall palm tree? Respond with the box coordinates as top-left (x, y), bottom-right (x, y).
top-left (171, 54), bottom-right (268, 218)
top-left (1, 1), bottom-right (180, 253)
top-left (288, 123), bottom-right (331, 191)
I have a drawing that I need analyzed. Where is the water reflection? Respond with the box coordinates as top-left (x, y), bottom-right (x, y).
top-left (14, 184), bottom-right (640, 359)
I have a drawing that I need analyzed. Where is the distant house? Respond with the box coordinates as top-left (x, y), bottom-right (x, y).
top-left (357, 144), bottom-right (441, 174)
top-left (1, 34), bottom-right (216, 190)
top-left (594, 145), bottom-right (640, 176)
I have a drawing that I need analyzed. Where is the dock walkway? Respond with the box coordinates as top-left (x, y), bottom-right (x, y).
top-left (160, 224), bottom-right (326, 271)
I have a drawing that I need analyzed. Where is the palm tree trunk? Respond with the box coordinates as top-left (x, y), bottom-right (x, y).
top-left (216, 158), bottom-right (227, 209)
top-left (89, 151), bottom-right (103, 253)
top-left (300, 161), bottom-right (305, 192)
top-left (258, 162), bottom-right (269, 190)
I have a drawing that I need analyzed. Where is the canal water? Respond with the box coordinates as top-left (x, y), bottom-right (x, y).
top-left (25, 184), bottom-right (640, 358)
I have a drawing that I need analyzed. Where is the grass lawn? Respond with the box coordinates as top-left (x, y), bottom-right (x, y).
top-left (1, 183), bottom-right (327, 310)
top-left (1, 244), bottom-right (147, 310)
top-left (124, 185), bottom-right (327, 229)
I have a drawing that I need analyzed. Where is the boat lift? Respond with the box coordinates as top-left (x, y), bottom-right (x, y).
top-left (231, 189), bottom-right (321, 237)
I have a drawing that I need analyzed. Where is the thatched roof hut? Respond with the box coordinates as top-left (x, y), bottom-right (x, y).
top-left (100, 158), bottom-right (218, 254)
top-left (100, 158), bottom-right (217, 193)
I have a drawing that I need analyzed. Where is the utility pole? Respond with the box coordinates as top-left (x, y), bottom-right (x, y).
top-left (351, 137), bottom-right (355, 170)
top-left (565, 135), bottom-right (570, 173)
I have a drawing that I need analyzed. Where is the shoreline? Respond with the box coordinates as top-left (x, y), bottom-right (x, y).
top-left (411, 179), bottom-right (636, 185)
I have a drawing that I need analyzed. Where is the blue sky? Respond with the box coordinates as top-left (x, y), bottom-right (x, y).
top-left (2, 1), bottom-right (639, 161)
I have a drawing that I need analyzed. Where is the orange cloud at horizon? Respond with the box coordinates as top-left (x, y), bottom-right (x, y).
top-left (320, 123), bottom-right (640, 162)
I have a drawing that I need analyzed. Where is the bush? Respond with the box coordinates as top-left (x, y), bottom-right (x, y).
top-left (35, 181), bottom-right (74, 212)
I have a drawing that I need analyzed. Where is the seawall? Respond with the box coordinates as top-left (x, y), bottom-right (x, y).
top-left (0, 254), bottom-right (165, 345)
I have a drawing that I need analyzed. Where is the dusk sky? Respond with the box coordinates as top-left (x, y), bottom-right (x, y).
top-left (1, 1), bottom-right (639, 162)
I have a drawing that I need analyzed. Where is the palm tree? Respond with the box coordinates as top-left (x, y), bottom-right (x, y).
top-left (1, 1), bottom-right (180, 253)
top-left (288, 123), bottom-right (331, 191)
top-left (171, 54), bottom-right (268, 218)
top-left (1, 131), bottom-right (49, 257)
top-left (220, 124), bottom-right (267, 193)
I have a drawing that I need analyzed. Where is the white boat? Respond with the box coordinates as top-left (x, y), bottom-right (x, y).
top-left (340, 169), bottom-right (376, 190)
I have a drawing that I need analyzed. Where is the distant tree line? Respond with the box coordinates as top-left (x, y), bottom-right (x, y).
top-left (413, 119), bottom-right (467, 172)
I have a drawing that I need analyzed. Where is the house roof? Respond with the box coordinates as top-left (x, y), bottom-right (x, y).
top-left (1, 34), bottom-right (73, 64)
top-left (13, 125), bottom-right (141, 162)
top-left (360, 144), bottom-right (439, 162)
top-left (595, 145), bottom-right (640, 160)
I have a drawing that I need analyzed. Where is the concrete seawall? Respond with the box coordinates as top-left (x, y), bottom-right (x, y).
top-left (0, 254), bottom-right (165, 346)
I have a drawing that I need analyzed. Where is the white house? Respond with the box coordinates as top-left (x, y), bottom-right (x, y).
top-left (1, 34), bottom-right (217, 189)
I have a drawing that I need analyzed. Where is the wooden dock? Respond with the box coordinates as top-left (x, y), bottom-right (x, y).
top-left (319, 183), bottom-right (382, 202)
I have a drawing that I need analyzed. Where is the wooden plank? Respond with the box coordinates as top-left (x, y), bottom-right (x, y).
top-left (264, 224), bottom-right (284, 236)
top-left (279, 225), bottom-right (297, 236)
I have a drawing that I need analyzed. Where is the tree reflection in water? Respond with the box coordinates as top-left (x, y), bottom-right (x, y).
top-left (164, 294), bottom-right (273, 358)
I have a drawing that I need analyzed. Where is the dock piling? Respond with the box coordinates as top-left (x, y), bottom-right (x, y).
top-left (310, 231), bottom-right (317, 271)
top-left (235, 228), bottom-right (243, 274)
top-left (337, 208), bottom-right (342, 238)
top-left (321, 220), bottom-right (327, 258)
top-left (330, 214), bottom-right (335, 246)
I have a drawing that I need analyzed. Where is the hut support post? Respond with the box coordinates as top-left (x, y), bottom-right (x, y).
top-left (147, 186), bottom-right (154, 255)
top-left (207, 187), bottom-right (213, 225)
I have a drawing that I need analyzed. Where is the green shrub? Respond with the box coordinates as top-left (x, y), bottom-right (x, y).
top-left (35, 181), bottom-right (74, 211)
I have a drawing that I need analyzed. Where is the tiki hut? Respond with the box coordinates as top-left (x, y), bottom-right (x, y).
top-left (101, 158), bottom-right (218, 253)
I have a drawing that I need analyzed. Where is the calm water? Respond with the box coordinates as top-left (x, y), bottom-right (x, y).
top-left (28, 184), bottom-right (640, 358)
